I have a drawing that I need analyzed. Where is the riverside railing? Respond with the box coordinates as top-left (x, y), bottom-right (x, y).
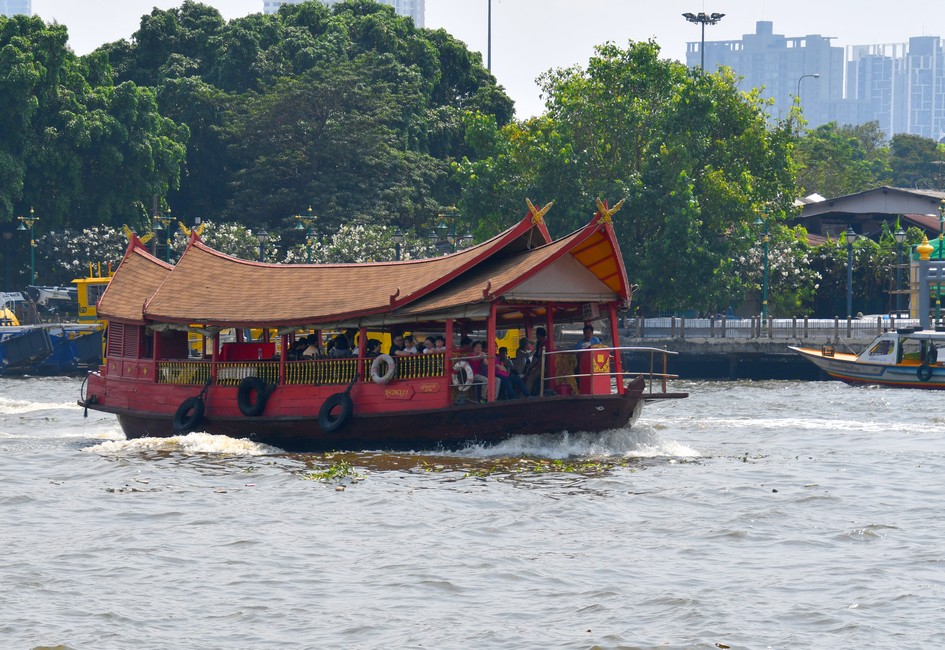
top-left (623, 316), bottom-right (924, 341)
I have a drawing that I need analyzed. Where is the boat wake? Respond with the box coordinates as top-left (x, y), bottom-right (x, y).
top-left (83, 432), bottom-right (282, 456)
top-left (452, 424), bottom-right (701, 460)
top-left (0, 395), bottom-right (79, 414)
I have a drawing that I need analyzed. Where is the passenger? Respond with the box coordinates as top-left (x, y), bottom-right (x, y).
top-left (396, 335), bottom-right (419, 356)
top-left (456, 335), bottom-right (473, 353)
top-left (512, 338), bottom-right (534, 377)
top-left (434, 336), bottom-right (447, 352)
top-left (497, 346), bottom-right (530, 399)
top-left (288, 336), bottom-right (309, 361)
top-left (302, 335), bottom-right (320, 360)
top-left (576, 323), bottom-right (601, 349)
top-left (328, 329), bottom-right (355, 358)
top-left (526, 327), bottom-right (548, 395)
top-left (365, 339), bottom-right (382, 358)
top-left (389, 334), bottom-right (405, 356)
top-left (468, 340), bottom-right (495, 401)
top-left (421, 336), bottom-right (436, 354)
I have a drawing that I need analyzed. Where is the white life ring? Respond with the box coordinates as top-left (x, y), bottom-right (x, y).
top-left (370, 354), bottom-right (396, 384)
top-left (451, 360), bottom-right (474, 392)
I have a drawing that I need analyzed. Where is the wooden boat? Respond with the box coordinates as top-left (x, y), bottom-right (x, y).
top-left (790, 328), bottom-right (945, 389)
top-left (79, 199), bottom-right (687, 451)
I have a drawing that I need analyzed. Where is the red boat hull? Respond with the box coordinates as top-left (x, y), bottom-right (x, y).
top-left (83, 377), bottom-right (648, 452)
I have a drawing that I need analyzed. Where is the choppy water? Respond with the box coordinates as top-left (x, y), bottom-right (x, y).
top-left (2, 376), bottom-right (944, 649)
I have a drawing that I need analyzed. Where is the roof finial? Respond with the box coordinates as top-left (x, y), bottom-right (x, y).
top-left (526, 198), bottom-right (553, 226)
top-left (596, 198), bottom-right (625, 225)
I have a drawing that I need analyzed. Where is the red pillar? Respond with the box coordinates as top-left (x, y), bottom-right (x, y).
top-left (608, 302), bottom-right (624, 394)
top-left (486, 303), bottom-right (497, 402)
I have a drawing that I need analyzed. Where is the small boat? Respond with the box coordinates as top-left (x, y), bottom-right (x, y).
top-left (79, 199), bottom-right (687, 451)
top-left (790, 328), bottom-right (945, 388)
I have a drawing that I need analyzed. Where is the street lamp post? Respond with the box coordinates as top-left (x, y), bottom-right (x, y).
top-left (893, 226), bottom-right (907, 315)
top-left (256, 228), bottom-right (269, 263)
top-left (487, 0), bottom-right (492, 71)
top-left (754, 215), bottom-right (770, 325)
top-left (152, 209), bottom-right (174, 262)
top-left (294, 207), bottom-right (317, 263)
top-left (392, 229), bottom-right (404, 261)
top-left (936, 200), bottom-right (945, 322)
top-left (796, 73), bottom-right (820, 101)
top-left (846, 226), bottom-right (859, 319)
top-left (17, 208), bottom-right (39, 285)
top-left (682, 12), bottom-right (725, 70)
top-left (432, 206), bottom-right (472, 255)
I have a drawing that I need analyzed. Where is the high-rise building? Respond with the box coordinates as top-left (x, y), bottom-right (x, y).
top-left (0, 0), bottom-right (31, 18)
top-left (688, 22), bottom-right (945, 142)
top-left (686, 21), bottom-right (843, 129)
top-left (264, 0), bottom-right (424, 28)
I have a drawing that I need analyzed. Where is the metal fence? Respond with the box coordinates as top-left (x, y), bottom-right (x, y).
top-left (623, 316), bottom-right (924, 341)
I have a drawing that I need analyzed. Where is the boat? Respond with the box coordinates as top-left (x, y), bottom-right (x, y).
top-left (79, 199), bottom-right (687, 451)
top-left (0, 278), bottom-right (108, 375)
top-left (790, 328), bottom-right (945, 388)
top-left (792, 235), bottom-right (945, 389)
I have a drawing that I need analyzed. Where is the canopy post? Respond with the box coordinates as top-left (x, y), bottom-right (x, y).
top-left (210, 332), bottom-right (219, 384)
top-left (487, 302), bottom-right (497, 402)
top-left (357, 326), bottom-right (367, 381)
top-left (279, 332), bottom-right (287, 385)
top-left (608, 302), bottom-right (624, 394)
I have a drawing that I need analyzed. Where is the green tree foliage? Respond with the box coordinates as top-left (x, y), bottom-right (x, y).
top-left (99, 0), bottom-right (512, 232)
top-left (456, 41), bottom-right (797, 313)
top-left (889, 134), bottom-right (945, 189)
top-left (793, 121), bottom-right (891, 197)
top-left (0, 14), bottom-right (188, 233)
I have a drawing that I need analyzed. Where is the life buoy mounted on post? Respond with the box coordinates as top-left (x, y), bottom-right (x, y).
top-left (370, 354), bottom-right (396, 384)
top-left (237, 376), bottom-right (271, 417)
top-left (451, 360), bottom-right (474, 392)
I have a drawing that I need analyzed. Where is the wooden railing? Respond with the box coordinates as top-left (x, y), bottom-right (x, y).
top-left (285, 358), bottom-right (358, 385)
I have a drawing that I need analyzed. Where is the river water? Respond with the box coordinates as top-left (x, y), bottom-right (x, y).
top-left (2, 376), bottom-right (943, 649)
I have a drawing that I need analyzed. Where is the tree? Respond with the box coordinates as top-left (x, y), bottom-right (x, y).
top-left (456, 41), bottom-right (797, 313)
top-left (889, 134), bottom-right (945, 189)
top-left (794, 122), bottom-right (891, 198)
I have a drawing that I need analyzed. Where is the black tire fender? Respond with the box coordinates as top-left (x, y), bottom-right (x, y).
top-left (173, 396), bottom-right (205, 434)
top-left (917, 364), bottom-right (933, 382)
top-left (237, 376), bottom-right (270, 417)
top-left (318, 392), bottom-right (353, 433)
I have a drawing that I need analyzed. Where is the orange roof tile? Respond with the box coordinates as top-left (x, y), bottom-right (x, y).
top-left (97, 240), bottom-right (174, 324)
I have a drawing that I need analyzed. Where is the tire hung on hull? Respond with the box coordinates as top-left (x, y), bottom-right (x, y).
top-left (319, 392), bottom-right (353, 433)
top-left (917, 364), bottom-right (933, 382)
top-left (173, 396), bottom-right (204, 434)
top-left (237, 376), bottom-right (270, 416)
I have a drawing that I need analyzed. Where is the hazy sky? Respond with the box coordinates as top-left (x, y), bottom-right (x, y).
top-left (31, 0), bottom-right (944, 118)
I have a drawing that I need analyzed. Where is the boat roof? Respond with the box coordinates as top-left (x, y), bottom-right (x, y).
top-left (96, 241), bottom-right (174, 324)
top-left (896, 329), bottom-right (945, 341)
top-left (99, 200), bottom-right (632, 329)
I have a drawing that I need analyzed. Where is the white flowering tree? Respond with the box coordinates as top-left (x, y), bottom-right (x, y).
top-left (170, 220), bottom-right (282, 262)
top-left (35, 226), bottom-right (129, 285)
top-left (734, 224), bottom-right (822, 317)
top-left (285, 224), bottom-right (438, 264)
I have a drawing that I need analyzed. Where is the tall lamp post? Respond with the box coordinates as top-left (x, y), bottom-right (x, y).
top-left (152, 208), bottom-right (174, 262)
top-left (754, 215), bottom-right (770, 325)
top-left (487, 0), bottom-right (492, 71)
top-left (682, 12), bottom-right (725, 70)
top-left (17, 208), bottom-right (39, 285)
top-left (893, 226), bottom-right (907, 315)
top-left (430, 206), bottom-right (472, 255)
top-left (936, 199), bottom-right (945, 322)
top-left (845, 226), bottom-right (859, 318)
top-left (256, 228), bottom-right (269, 263)
top-left (295, 207), bottom-right (317, 263)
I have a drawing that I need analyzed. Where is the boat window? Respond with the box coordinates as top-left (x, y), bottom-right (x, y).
top-left (900, 338), bottom-right (922, 360)
top-left (868, 340), bottom-right (894, 356)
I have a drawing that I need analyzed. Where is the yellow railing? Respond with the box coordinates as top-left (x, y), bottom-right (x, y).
top-left (391, 353), bottom-right (445, 381)
top-left (285, 358), bottom-right (358, 385)
top-left (157, 361), bottom-right (211, 385)
top-left (153, 354), bottom-right (447, 387)
top-left (216, 361), bottom-right (280, 387)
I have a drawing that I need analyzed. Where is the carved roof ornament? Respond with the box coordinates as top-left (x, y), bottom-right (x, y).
top-left (526, 198), bottom-right (553, 226)
top-left (596, 197), bottom-right (625, 225)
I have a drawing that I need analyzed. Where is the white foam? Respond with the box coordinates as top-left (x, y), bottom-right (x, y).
top-left (83, 432), bottom-right (283, 456)
top-left (0, 396), bottom-right (79, 414)
top-left (452, 425), bottom-right (701, 460)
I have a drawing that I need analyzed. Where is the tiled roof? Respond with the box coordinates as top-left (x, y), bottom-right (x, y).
top-left (142, 217), bottom-right (550, 327)
top-left (97, 241), bottom-right (174, 324)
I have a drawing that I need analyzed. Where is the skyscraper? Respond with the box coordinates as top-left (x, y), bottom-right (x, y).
top-left (0, 0), bottom-right (31, 18)
top-left (264, 0), bottom-right (424, 28)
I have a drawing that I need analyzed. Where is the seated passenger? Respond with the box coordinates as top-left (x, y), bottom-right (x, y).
top-left (434, 336), bottom-right (447, 352)
top-left (302, 335), bottom-right (320, 360)
top-left (421, 337), bottom-right (436, 354)
top-left (389, 334), bottom-right (405, 356)
top-left (396, 335), bottom-right (419, 355)
top-left (497, 346), bottom-right (529, 399)
top-left (576, 323), bottom-right (601, 349)
top-left (328, 329), bottom-right (355, 358)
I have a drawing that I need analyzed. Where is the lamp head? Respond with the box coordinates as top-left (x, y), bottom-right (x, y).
top-left (894, 227), bottom-right (907, 244)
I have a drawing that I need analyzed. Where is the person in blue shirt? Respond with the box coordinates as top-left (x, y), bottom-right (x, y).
top-left (576, 324), bottom-right (601, 349)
